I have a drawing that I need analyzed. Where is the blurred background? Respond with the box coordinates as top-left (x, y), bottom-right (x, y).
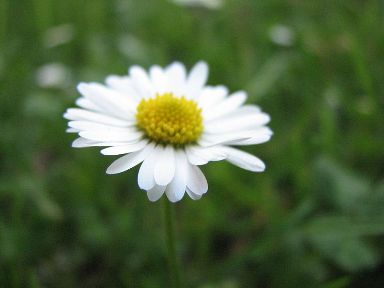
top-left (1, 0), bottom-right (384, 287)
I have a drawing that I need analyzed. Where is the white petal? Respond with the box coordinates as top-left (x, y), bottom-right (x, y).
top-left (192, 146), bottom-right (227, 161)
top-left (203, 91), bottom-right (247, 121)
top-left (196, 85), bottom-right (228, 109)
top-left (185, 146), bottom-right (208, 165)
top-left (198, 131), bottom-right (251, 147)
top-left (165, 62), bottom-right (186, 96)
top-left (129, 65), bottom-right (155, 99)
top-left (100, 140), bottom-right (149, 155)
top-left (105, 75), bottom-right (141, 102)
top-left (225, 128), bottom-right (273, 146)
top-left (231, 105), bottom-right (261, 114)
top-left (204, 112), bottom-right (270, 134)
top-left (68, 121), bottom-right (134, 131)
top-left (154, 146), bottom-right (176, 186)
top-left (149, 65), bottom-right (168, 94)
top-left (76, 97), bottom-right (102, 112)
top-left (66, 128), bottom-right (79, 133)
top-left (186, 164), bottom-right (208, 195)
top-left (147, 185), bottom-right (166, 202)
top-left (106, 143), bottom-right (154, 174)
top-left (72, 137), bottom-right (128, 148)
top-left (229, 135), bottom-right (272, 146)
top-left (64, 108), bottom-right (131, 127)
top-left (216, 105), bottom-right (262, 118)
top-left (79, 130), bottom-right (142, 142)
top-left (221, 147), bottom-right (265, 172)
top-left (137, 145), bottom-right (161, 190)
top-left (165, 150), bottom-right (187, 202)
top-left (185, 61), bottom-right (208, 99)
top-left (72, 137), bottom-right (96, 148)
top-left (186, 187), bottom-right (202, 200)
top-left (77, 83), bottom-right (136, 119)
top-left (186, 146), bottom-right (226, 165)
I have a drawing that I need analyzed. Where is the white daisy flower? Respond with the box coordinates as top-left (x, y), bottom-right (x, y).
top-left (269, 24), bottom-right (295, 47)
top-left (64, 61), bottom-right (272, 202)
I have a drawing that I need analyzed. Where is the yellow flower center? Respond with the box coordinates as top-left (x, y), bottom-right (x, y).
top-left (136, 93), bottom-right (204, 146)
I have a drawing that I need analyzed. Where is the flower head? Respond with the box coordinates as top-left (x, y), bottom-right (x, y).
top-left (64, 61), bottom-right (272, 202)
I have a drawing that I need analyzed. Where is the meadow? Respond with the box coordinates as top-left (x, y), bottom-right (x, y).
top-left (1, 0), bottom-right (384, 287)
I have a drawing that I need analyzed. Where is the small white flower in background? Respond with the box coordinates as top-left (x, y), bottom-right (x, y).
top-left (64, 62), bottom-right (272, 202)
top-left (43, 24), bottom-right (75, 48)
top-left (117, 34), bottom-right (148, 62)
top-left (269, 24), bottom-right (295, 47)
top-left (171, 0), bottom-right (223, 10)
top-left (36, 63), bottom-right (71, 88)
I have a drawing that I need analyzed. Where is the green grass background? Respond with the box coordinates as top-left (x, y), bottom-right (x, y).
top-left (1, 0), bottom-right (384, 287)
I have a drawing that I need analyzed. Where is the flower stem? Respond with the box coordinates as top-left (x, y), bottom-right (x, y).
top-left (163, 198), bottom-right (182, 288)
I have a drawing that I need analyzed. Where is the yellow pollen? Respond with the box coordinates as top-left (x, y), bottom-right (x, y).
top-left (136, 93), bottom-right (204, 146)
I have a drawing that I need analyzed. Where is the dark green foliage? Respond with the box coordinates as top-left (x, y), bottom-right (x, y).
top-left (0, 0), bottom-right (383, 287)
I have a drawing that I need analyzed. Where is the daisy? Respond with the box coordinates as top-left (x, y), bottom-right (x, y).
top-left (64, 61), bottom-right (272, 202)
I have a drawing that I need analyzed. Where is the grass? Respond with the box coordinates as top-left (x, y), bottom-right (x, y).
top-left (1, 0), bottom-right (384, 287)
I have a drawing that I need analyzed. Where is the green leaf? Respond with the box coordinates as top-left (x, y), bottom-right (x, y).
top-left (314, 157), bottom-right (371, 211)
top-left (319, 277), bottom-right (350, 288)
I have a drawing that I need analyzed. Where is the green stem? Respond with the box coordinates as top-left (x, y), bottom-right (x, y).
top-left (163, 198), bottom-right (182, 288)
